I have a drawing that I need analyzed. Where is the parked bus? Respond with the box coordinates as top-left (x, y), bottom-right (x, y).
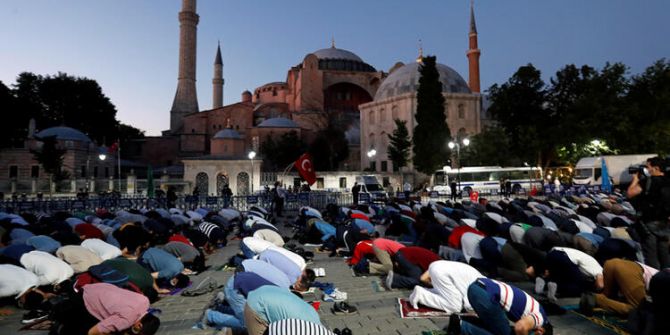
top-left (431, 166), bottom-right (543, 196)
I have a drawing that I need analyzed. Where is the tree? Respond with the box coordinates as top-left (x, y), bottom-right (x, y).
top-left (412, 56), bottom-right (451, 175)
top-left (0, 80), bottom-right (22, 147)
top-left (9, 72), bottom-right (144, 146)
top-left (621, 59), bottom-right (670, 154)
top-left (487, 64), bottom-right (551, 166)
top-left (260, 131), bottom-right (306, 171)
top-left (460, 127), bottom-right (519, 166)
top-left (30, 135), bottom-right (69, 192)
top-left (309, 126), bottom-right (349, 171)
top-left (387, 119), bottom-right (411, 171)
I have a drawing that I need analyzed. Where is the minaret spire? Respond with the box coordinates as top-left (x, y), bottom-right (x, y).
top-left (416, 39), bottom-right (423, 63)
top-left (170, 0), bottom-right (200, 133)
top-left (331, 36), bottom-right (335, 48)
top-left (467, 0), bottom-right (481, 93)
top-left (212, 41), bottom-right (224, 109)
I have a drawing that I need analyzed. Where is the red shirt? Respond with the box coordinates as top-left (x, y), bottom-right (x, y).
top-left (350, 213), bottom-right (370, 222)
top-left (372, 238), bottom-right (404, 255)
top-left (74, 223), bottom-right (104, 240)
top-left (348, 240), bottom-right (373, 265)
top-left (168, 234), bottom-right (194, 247)
top-left (397, 246), bottom-right (440, 271)
top-left (448, 226), bottom-right (484, 249)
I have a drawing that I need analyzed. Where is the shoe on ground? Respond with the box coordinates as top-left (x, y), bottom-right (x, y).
top-left (22, 310), bottom-right (48, 324)
top-left (546, 282), bottom-right (558, 303)
top-left (579, 292), bottom-right (596, 317)
top-left (385, 271), bottom-right (395, 290)
top-left (332, 301), bottom-right (358, 315)
top-left (535, 277), bottom-right (546, 294)
top-left (446, 313), bottom-right (461, 335)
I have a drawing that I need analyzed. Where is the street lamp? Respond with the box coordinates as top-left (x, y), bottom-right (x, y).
top-left (448, 138), bottom-right (469, 197)
top-left (367, 148), bottom-right (377, 171)
top-left (248, 151), bottom-right (256, 194)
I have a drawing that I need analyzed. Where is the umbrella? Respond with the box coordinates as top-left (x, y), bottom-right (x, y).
top-left (601, 156), bottom-right (612, 193)
top-left (147, 165), bottom-right (155, 198)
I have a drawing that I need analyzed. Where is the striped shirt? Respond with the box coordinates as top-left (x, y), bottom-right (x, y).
top-left (197, 221), bottom-right (219, 237)
top-left (478, 278), bottom-right (547, 327)
top-left (267, 318), bottom-right (334, 335)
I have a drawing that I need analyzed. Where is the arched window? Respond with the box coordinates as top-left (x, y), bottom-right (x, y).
top-left (380, 108), bottom-right (386, 122)
top-left (216, 173), bottom-right (228, 195)
top-left (380, 131), bottom-right (387, 152)
top-left (368, 133), bottom-right (375, 150)
top-left (195, 172), bottom-right (209, 195)
top-left (391, 105), bottom-right (399, 120)
top-left (458, 104), bottom-right (465, 119)
top-left (237, 172), bottom-right (250, 195)
top-left (369, 110), bottom-right (375, 124)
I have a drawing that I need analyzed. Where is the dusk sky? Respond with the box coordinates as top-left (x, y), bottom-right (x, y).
top-left (1, 0), bottom-right (668, 136)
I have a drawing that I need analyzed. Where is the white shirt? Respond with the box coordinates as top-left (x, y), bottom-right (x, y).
top-left (461, 232), bottom-right (484, 262)
top-left (267, 246), bottom-right (306, 270)
top-left (20, 250), bottom-right (74, 286)
top-left (243, 237), bottom-right (276, 255)
top-left (0, 264), bottom-right (39, 299)
top-left (410, 260), bottom-right (482, 313)
top-left (253, 229), bottom-right (285, 247)
top-left (81, 238), bottom-right (122, 260)
top-left (552, 247), bottom-right (603, 278)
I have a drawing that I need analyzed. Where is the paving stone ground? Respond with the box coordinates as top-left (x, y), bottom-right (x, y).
top-left (0, 212), bottom-right (618, 335)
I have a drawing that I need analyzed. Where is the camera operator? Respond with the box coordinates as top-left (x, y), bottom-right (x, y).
top-left (627, 156), bottom-right (670, 269)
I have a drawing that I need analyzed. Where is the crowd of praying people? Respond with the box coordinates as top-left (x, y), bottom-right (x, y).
top-left (1, 171), bottom-right (670, 335)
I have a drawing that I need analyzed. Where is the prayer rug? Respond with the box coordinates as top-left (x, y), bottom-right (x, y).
top-left (398, 298), bottom-right (450, 319)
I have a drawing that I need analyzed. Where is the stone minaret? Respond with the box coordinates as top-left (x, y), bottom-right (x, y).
top-left (170, 0), bottom-right (199, 134)
top-left (467, 0), bottom-right (481, 93)
top-left (212, 42), bottom-right (224, 109)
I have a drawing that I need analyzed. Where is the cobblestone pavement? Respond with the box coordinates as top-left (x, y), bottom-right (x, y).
top-left (0, 214), bottom-right (617, 335)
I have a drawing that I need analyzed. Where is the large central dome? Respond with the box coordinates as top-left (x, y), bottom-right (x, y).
top-left (374, 62), bottom-right (471, 100)
top-left (307, 46), bottom-right (376, 72)
top-left (312, 47), bottom-right (364, 62)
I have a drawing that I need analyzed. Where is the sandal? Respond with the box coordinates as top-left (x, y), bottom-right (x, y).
top-left (332, 302), bottom-right (358, 315)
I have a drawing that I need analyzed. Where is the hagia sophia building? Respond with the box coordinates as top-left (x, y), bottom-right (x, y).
top-left (124, 0), bottom-right (485, 195)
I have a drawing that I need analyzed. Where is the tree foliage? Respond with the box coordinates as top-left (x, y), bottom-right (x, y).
top-left (260, 131), bottom-right (307, 171)
top-left (412, 56), bottom-right (451, 174)
top-left (308, 126), bottom-right (349, 171)
top-left (487, 59), bottom-right (670, 167)
top-left (30, 135), bottom-right (69, 182)
top-left (1, 72), bottom-right (144, 148)
top-left (387, 119), bottom-right (411, 171)
top-left (460, 127), bottom-right (518, 167)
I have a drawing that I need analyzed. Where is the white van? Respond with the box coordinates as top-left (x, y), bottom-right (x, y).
top-left (355, 175), bottom-right (388, 202)
top-left (572, 154), bottom-right (655, 186)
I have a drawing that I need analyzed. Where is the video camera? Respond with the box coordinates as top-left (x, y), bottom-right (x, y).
top-left (628, 165), bottom-right (650, 176)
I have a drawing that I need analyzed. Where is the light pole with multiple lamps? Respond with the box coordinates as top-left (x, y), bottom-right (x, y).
top-left (448, 138), bottom-right (469, 196)
top-left (248, 151), bottom-right (256, 194)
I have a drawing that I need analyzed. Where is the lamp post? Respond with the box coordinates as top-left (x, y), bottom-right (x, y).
top-left (448, 138), bottom-right (469, 197)
top-left (524, 162), bottom-right (532, 194)
top-left (367, 149), bottom-right (377, 171)
top-left (248, 151), bottom-right (256, 194)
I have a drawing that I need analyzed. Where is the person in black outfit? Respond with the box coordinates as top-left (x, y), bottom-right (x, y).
top-left (352, 182), bottom-right (360, 205)
top-left (167, 186), bottom-right (177, 208)
top-left (450, 181), bottom-right (457, 201)
top-left (627, 156), bottom-right (670, 269)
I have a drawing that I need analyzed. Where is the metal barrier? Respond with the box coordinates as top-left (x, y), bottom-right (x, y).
top-left (0, 191), bottom-right (355, 214)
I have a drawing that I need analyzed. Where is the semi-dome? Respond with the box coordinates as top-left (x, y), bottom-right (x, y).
top-left (35, 126), bottom-right (92, 143)
top-left (374, 62), bottom-right (471, 100)
top-left (213, 128), bottom-right (242, 140)
top-left (312, 47), bottom-right (364, 62)
top-left (257, 117), bottom-right (299, 128)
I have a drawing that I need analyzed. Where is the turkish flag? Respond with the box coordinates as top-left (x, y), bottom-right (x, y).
top-left (294, 153), bottom-right (317, 185)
